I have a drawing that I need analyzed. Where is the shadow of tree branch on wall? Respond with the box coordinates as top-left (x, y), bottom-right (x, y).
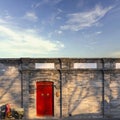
top-left (62, 70), bottom-right (120, 119)
top-left (103, 71), bottom-right (120, 118)
top-left (62, 70), bottom-right (103, 119)
top-left (0, 64), bottom-right (21, 107)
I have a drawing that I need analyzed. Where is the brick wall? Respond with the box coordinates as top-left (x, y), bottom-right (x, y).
top-left (0, 59), bottom-right (21, 108)
top-left (0, 58), bottom-right (120, 119)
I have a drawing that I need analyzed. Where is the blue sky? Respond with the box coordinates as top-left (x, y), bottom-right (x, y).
top-left (0, 0), bottom-right (120, 58)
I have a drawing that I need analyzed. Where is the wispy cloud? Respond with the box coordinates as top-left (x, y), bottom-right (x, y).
top-left (33, 0), bottom-right (63, 8)
top-left (0, 13), bottom-right (13, 24)
top-left (61, 5), bottom-right (113, 31)
top-left (47, 8), bottom-right (63, 25)
top-left (0, 24), bottom-right (64, 57)
top-left (96, 31), bottom-right (102, 35)
top-left (3, 10), bottom-right (13, 20)
top-left (23, 11), bottom-right (38, 21)
top-left (55, 30), bottom-right (63, 34)
top-left (0, 18), bottom-right (7, 23)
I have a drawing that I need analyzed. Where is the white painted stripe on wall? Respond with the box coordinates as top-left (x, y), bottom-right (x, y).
top-left (116, 63), bottom-right (120, 69)
top-left (35, 63), bottom-right (55, 69)
top-left (74, 63), bottom-right (97, 69)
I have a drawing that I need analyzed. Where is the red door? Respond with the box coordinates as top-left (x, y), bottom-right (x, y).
top-left (36, 81), bottom-right (54, 116)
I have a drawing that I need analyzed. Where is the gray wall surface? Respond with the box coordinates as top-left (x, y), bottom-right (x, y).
top-left (0, 58), bottom-right (120, 119)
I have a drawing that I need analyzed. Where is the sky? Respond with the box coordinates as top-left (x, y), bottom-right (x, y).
top-left (0, 0), bottom-right (120, 58)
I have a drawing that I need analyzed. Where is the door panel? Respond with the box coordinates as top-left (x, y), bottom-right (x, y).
top-left (36, 81), bottom-right (54, 116)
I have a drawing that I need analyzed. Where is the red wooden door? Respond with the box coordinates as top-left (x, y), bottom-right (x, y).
top-left (36, 81), bottom-right (54, 116)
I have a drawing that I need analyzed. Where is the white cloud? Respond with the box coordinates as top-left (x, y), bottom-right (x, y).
top-left (24, 12), bottom-right (38, 21)
top-left (3, 10), bottom-right (13, 20)
top-left (0, 25), bottom-right (64, 57)
top-left (96, 31), bottom-right (102, 35)
top-left (57, 30), bottom-right (63, 34)
top-left (52, 0), bottom-right (63, 5)
top-left (55, 30), bottom-right (63, 35)
top-left (61, 5), bottom-right (113, 31)
top-left (33, 0), bottom-right (62, 8)
top-left (0, 18), bottom-right (7, 23)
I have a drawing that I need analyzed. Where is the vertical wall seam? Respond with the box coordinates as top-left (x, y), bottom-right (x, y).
top-left (102, 59), bottom-right (105, 118)
top-left (58, 58), bottom-right (62, 118)
top-left (20, 59), bottom-right (23, 108)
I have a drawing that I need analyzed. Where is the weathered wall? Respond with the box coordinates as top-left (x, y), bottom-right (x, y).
top-left (0, 58), bottom-right (120, 119)
top-left (21, 58), bottom-right (61, 119)
top-left (61, 59), bottom-right (103, 119)
top-left (63, 71), bottom-right (102, 118)
top-left (0, 59), bottom-right (21, 108)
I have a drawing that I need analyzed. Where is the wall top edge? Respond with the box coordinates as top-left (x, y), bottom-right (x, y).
top-left (0, 57), bottom-right (120, 60)
top-left (0, 57), bottom-right (120, 61)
